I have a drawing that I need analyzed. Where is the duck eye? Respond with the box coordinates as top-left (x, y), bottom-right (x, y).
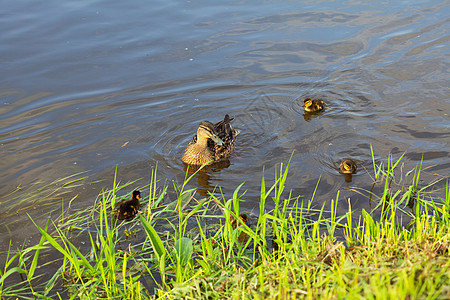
top-left (344, 163), bottom-right (350, 170)
top-left (305, 100), bottom-right (312, 106)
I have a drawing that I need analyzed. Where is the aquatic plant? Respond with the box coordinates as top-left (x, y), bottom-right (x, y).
top-left (0, 152), bottom-right (448, 299)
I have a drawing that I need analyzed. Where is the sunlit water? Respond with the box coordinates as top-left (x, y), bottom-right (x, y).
top-left (1, 0), bottom-right (449, 270)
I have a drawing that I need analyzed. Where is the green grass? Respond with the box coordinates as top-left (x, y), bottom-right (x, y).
top-left (0, 153), bottom-right (449, 299)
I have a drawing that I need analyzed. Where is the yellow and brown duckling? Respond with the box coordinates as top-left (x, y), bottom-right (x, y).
top-left (230, 213), bottom-right (249, 243)
top-left (302, 98), bottom-right (326, 113)
top-left (230, 213), bottom-right (248, 229)
top-left (182, 114), bottom-right (239, 165)
top-left (339, 159), bottom-right (357, 174)
top-left (115, 190), bottom-right (141, 221)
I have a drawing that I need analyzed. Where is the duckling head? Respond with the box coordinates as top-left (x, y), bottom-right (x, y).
top-left (302, 98), bottom-right (312, 109)
top-left (132, 190), bottom-right (141, 200)
top-left (342, 162), bottom-right (353, 173)
top-left (239, 213), bottom-right (248, 224)
top-left (197, 121), bottom-right (224, 145)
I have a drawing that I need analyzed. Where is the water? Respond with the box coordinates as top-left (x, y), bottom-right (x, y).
top-left (1, 0), bottom-right (449, 265)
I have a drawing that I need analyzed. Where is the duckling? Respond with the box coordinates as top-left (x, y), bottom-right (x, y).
top-left (115, 190), bottom-right (141, 220)
top-left (182, 115), bottom-right (239, 165)
top-left (230, 213), bottom-right (248, 229)
top-left (230, 213), bottom-right (249, 243)
top-left (339, 159), bottom-right (357, 174)
top-left (302, 97), bottom-right (325, 112)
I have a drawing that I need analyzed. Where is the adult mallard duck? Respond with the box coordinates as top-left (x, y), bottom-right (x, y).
top-left (182, 114), bottom-right (239, 165)
top-left (339, 159), bottom-right (357, 174)
top-left (115, 190), bottom-right (141, 220)
top-left (302, 97), bottom-right (326, 112)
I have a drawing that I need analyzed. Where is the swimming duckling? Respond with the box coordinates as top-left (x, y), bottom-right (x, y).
top-left (302, 98), bottom-right (326, 112)
top-left (339, 159), bottom-right (357, 174)
top-left (115, 190), bottom-right (141, 220)
top-left (182, 115), bottom-right (239, 165)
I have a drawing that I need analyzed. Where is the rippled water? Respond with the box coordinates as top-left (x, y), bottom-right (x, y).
top-left (1, 0), bottom-right (449, 256)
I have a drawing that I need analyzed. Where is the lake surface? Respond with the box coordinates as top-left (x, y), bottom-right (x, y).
top-left (1, 0), bottom-right (449, 261)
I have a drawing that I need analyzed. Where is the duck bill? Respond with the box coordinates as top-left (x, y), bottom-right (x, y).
top-left (210, 134), bottom-right (224, 145)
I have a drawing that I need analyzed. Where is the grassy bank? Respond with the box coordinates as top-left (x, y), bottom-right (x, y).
top-left (0, 153), bottom-right (449, 299)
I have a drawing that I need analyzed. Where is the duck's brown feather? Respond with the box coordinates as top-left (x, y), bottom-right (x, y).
top-left (182, 115), bottom-right (239, 165)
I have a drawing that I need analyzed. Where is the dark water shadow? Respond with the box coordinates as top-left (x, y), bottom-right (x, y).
top-left (183, 160), bottom-right (232, 196)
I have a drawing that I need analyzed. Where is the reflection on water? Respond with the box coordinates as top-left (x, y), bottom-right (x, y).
top-left (302, 110), bottom-right (326, 122)
top-left (343, 174), bottom-right (354, 183)
top-left (183, 160), bottom-right (232, 196)
top-left (0, 0), bottom-right (449, 264)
